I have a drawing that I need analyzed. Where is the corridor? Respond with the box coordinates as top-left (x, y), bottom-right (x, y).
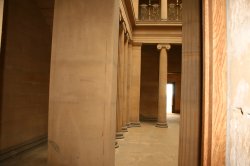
top-left (0, 114), bottom-right (179, 166)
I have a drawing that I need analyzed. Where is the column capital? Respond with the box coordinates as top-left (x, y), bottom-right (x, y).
top-left (125, 32), bottom-right (130, 42)
top-left (132, 42), bottom-right (142, 47)
top-left (157, 43), bottom-right (171, 50)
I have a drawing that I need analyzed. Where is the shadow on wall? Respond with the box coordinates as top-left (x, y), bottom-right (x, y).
top-left (0, 0), bottom-right (54, 160)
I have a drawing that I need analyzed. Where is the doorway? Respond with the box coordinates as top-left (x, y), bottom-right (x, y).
top-left (166, 83), bottom-right (175, 113)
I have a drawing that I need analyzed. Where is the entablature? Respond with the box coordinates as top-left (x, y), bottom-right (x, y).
top-left (133, 26), bottom-right (182, 44)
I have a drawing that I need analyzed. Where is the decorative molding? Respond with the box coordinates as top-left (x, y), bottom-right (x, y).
top-left (133, 26), bottom-right (182, 44)
top-left (133, 36), bottom-right (182, 44)
top-left (115, 141), bottom-right (119, 148)
top-left (130, 122), bottom-right (141, 127)
top-left (156, 122), bottom-right (168, 128)
top-left (132, 41), bottom-right (142, 46)
top-left (121, 126), bottom-right (128, 132)
top-left (116, 132), bottom-right (125, 139)
top-left (125, 32), bottom-right (130, 41)
top-left (120, 0), bottom-right (133, 40)
top-left (124, 0), bottom-right (137, 25)
top-left (136, 21), bottom-right (182, 27)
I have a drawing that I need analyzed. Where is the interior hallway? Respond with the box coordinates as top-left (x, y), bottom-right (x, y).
top-left (0, 114), bottom-right (179, 166)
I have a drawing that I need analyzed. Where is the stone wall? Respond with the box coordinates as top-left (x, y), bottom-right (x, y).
top-left (0, 0), bottom-right (52, 152)
top-left (227, 0), bottom-right (250, 165)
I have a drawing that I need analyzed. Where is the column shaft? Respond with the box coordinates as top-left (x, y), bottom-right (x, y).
top-left (132, 0), bottom-right (139, 19)
top-left (156, 44), bottom-right (170, 128)
top-left (127, 43), bottom-right (133, 125)
top-left (121, 29), bottom-right (128, 132)
top-left (129, 43), bottom-right (142, 127)
top-left (116, 26), bottom-right (126, 137)
top-left (178, 0), bottom-right (201, 164)
top-left (124, 36), bottom-right (130, 127)
top-left (48, 0), bottom-right (119, 165)
top-left (161, 0), bottom-right (168, 20)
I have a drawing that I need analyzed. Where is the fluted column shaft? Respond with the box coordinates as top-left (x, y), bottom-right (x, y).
top-left (156, 44), bottom-right (170, 128)
top-left (116, 25), bottom-right (125, 139)
top-left (122, 34), bottom-right (129, 129)
top-left (127, 42), bottom-right (133, 125)
top-left (129, 43), bottom-right (142, 127)
top-left (178, 0), bottom-right (201, 164)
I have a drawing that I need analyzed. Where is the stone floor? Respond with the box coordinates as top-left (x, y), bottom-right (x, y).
top-left (115, 113), bottom-right (179, 166)
top-left (0, 114), bottom-right (179, 166)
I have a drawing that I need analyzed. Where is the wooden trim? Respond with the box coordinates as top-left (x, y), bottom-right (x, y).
top-left (202, 0), bottom-right (227, 165)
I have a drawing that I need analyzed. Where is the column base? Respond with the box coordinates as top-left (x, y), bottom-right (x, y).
top-left (115, 141), bottom-right (119, 149)
top-left (130, 122), bottom-right (141, 127)
top-left (156, 122), bottom-right (168, 128)
top-left (116, 132), bottom-right (124, 139)
top-left (121, 126), bottom-right (128, 132)
top-left (161, 19), bottom-right (168, 21)
top-left (126, 123), bottom-right (131, 128)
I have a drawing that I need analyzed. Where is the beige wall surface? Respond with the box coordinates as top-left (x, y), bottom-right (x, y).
top-left (140, 45), bottom-right (181, 120)
top-left (140, 45), bottom-right (159, 120)
top-left (227, 0), bottom-right (250, 165)
top-left (0, 0), bottom-right (52, 151)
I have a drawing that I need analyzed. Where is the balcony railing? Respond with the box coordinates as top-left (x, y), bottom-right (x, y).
top-left (139, 1), bottom-right (182, 22)
top-left (168, 3), bottom-right (182, 21)
top-left (140, 3), bottom-right (161, 21)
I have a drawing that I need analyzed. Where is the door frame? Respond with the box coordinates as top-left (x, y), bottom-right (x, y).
top-left (202, 0), bottom-right (227, 165)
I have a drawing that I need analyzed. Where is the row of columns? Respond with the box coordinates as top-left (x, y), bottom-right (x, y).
top-left (116, 23), bottom-right (142, 142)
top-left (116, 22), bottom-right (172, 143)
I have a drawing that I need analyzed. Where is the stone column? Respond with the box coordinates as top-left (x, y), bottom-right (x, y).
top-left (128, 42), bottom-right (133, 125)
top-left (178, 0), bottom-right (201, 164)
top-left (115, 140), bottom-right (119, 149)
top-left (48, 0), bottom-right (119, 165)
top-left (161, 0), bottom-right (168, 20)
top-left (116, 99), bottom-right (124, 139)
top-left (156, 44), bottom-right (170, 128)
top-left (129, 43), bottom-right (142, 127)
top-left (124, 34), bottom-right (130, 128)
top-left (116, 24), bottom-right (126, 138)
top-left (121, 24), bottom-right (128, 133)
top-left (132, 0), bottom-right (139, 20)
